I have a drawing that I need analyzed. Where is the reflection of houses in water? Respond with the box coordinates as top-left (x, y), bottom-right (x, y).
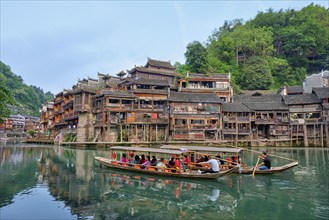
top-left (93, 171), bottom-right (239, 219)
top-left (35, 147), bottom-right (239, 219)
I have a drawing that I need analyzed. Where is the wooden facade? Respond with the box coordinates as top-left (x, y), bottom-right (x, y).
top-left (178, 73), bottom-right (233, 102)
top-left (53, 91), bottom-right (65, 132)
top-left (127, 58), bottom-right (177, 88)
top-left (40, 102), bottom-right (54, 134)
top-left (222, 103), bottom-right (252, 143)
top-left (39, 58), bottom-right (328, 146)
top-left (169, 92), bottom-right (222, 141)
top-left (120, 77), bottom-right (170, 142)
top-left (283, 94), bottom-right (322, 147)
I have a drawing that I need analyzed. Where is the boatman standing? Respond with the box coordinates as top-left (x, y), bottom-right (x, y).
top-left (198, 155), bottom-right (220, 174)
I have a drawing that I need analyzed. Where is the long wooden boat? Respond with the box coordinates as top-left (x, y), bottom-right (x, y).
top-left (160, 145), bottom-right (299, 174)
top-left (94, 146), bottom-right (238, 180)
top-left (95, 156), bottom-right (237, 179)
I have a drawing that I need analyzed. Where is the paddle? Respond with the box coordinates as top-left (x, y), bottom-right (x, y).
top-left (252, 157), bottom-right (260, 176)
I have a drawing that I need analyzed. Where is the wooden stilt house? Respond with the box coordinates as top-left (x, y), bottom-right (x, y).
top-left (169, 92), bottom-right (222, 141)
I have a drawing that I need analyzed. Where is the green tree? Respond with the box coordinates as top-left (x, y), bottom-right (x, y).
top-left (174, 62), bottom-right (188, 75)
top-left (239, 56), bottom-right (273, 90)
top-left (185, 41), bottom-right (209, 73)
top-left (0, 61), bottom-right (54, 116)
top-left (0, 74), bottom-right (16, 121)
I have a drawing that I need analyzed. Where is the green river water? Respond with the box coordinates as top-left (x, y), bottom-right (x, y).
top-left (0, 143), bottom-right (328, 220)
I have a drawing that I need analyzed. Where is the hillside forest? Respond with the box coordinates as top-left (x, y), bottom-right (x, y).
top-left (176, 4), bottom-right (329, 92)
top-left (0, 61), bottom-right (54, 118)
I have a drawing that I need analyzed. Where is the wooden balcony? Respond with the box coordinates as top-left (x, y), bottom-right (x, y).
top-left (291, 130), bottom-right (304, 136)
top-left (305, 118), bottom-right (322, 124)
top-left (128, 118), bottom-right (168, 124)
top-left (270, 130), bottom-right (289, 136)
top-left (255, 118), bottom-right (275, 124)
top-left (63, 112), bottom-right (79, 121)
top-left (222, 128), bottom-right (237, 134)
top-left (289, 106), bottom-right (322, 113)
top-left (290, 119), bottom-right (304, 125)
top-left (172, 125), bottom-right (189, 130)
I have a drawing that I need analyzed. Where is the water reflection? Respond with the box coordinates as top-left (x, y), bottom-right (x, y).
top-left (93, 169), bottom-right (238, 219)
top-left (1, 144), bottom-right (328, 220)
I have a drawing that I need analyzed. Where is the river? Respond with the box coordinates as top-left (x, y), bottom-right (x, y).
top-left (0, 142), bottom-right (328, 220)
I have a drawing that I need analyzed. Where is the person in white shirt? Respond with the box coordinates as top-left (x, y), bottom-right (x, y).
top-left (198, 155), bottom-right (220, 174)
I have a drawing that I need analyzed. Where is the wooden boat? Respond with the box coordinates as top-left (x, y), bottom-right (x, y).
top-left (160, 145), bottom-right (299, 174)
top-left (94, 146), bottom-right (238, 180)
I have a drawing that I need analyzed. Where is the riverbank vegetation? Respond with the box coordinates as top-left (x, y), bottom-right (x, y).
top-left (0, 61), bottom-right (54, 117)
top-left (176, 4), bottom-right (329, 92)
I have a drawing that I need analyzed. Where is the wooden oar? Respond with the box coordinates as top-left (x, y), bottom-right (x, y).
top-left (252, 157), bottom-right (260, 176)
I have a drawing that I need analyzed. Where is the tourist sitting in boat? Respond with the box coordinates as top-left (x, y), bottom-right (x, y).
top-left (204, 155), bottom-right (209, 162)
top-left (175, 157), bottom-right (187, 173)
top-left (168, 157), bottom-right (175, 168)
top-left (231, 155), bottom-right (238, 164)
top-left (216, 155), bottom-right (225, 165)
top-left (139, 155), bottom-right (146, 164)
top-left (196, 155), bottom-right (204, 163)
top-left (175, 157), bottom-right (181, 169)
top-left (156, 158), bottom-right (167, 169)
top-left (226, 156), bottom-right (233, 168)
top-left (133, 155), bottom-right (140, 164)
top-left (257, 151), bottom-right (271, 170)
top-left (141, 156), bottom-right (151, 169)
top-left (183, 155), bottom-right (191, 167)
top-left (151, 156), bottom-right (158, 166)
top-left (198, 155), bottom-right (220, 174)
top-left (128, 153), bottom-right (135, 164)
top-left (120, 153), bottom-right (127, 163)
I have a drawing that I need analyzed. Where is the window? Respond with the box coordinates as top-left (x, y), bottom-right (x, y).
top-left (109, 99), bottom-right (120, 104)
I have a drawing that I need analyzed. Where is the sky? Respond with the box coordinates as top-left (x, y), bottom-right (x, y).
top-left (1, 0), bottom-right (328, 94)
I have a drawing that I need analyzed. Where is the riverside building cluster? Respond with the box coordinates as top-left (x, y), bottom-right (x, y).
top-left (39, 58), bottom-right (329, 147)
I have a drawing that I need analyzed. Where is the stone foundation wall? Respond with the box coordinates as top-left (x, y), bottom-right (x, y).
top-left (76, 112), bottom-right (94, 142)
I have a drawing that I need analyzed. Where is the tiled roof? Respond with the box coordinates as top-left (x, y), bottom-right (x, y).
top-left (243, 101), bottom-right (288, 111)
top-left (169, 92), bottom-right (222, 103)
top-left (146, 58), bottom-right (175, 70)
top-left (282, 94), bottom-right (321, 105)
top-left (222, 103), bottom-right (251, 112)
top-left (240, 90), bottom-right (275, 96)
top-left (107, 78), bottom-right (121, 87)
top-left (102, 90), bottom-right (137, 98)
top-left (322, 103), bottom-right (329, 110)
top-left (127, 77), bottom-right (170, 87)
top-left (234, 94), bottom-right (282, 103)
top-left (287, 86), bottom-right (304, 94)
top-left (188, 73), bottom-right (229, 79)
top-left (312, 87), bottom-right (329, 99)
top-left (128, 67), bottom-right (176, 76)
top-left (70, 87), bottom-right (97, 95)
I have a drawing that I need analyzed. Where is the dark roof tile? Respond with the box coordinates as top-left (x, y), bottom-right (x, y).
top-left (312, 87), bottom-right (329, 99)
top-left (102, 90), bottom-right (137, 98)
top-left (128, 67), bottom-right (176, 76)
top-left (243, 101), bottom-right (288, 111)
top-left (146, 58), bottom-right (175, 69)
top-left (222, 103), bottom-right (251, 112)
top-left (127, 77), bottom-right (170, 86)
top-left (234, 94), bottom-right (282, 103)
top-left (287, 86), bottom-right (304, 94)
top-left (169, 92), bottom-right (222, 103)
top-left (322, 103), bottom-right (329, 110)
top-left (283, 94), bottom-right (321, 105)
top-left (187, 73), bottom-right (229, 79)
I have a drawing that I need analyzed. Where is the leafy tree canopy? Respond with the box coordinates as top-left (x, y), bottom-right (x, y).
top-left (185, 41), bottom-right (209, 73)
top-left (0, 61), bottom-right (54, 117)
top-left (182, 4), bottom-right (329, 91)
